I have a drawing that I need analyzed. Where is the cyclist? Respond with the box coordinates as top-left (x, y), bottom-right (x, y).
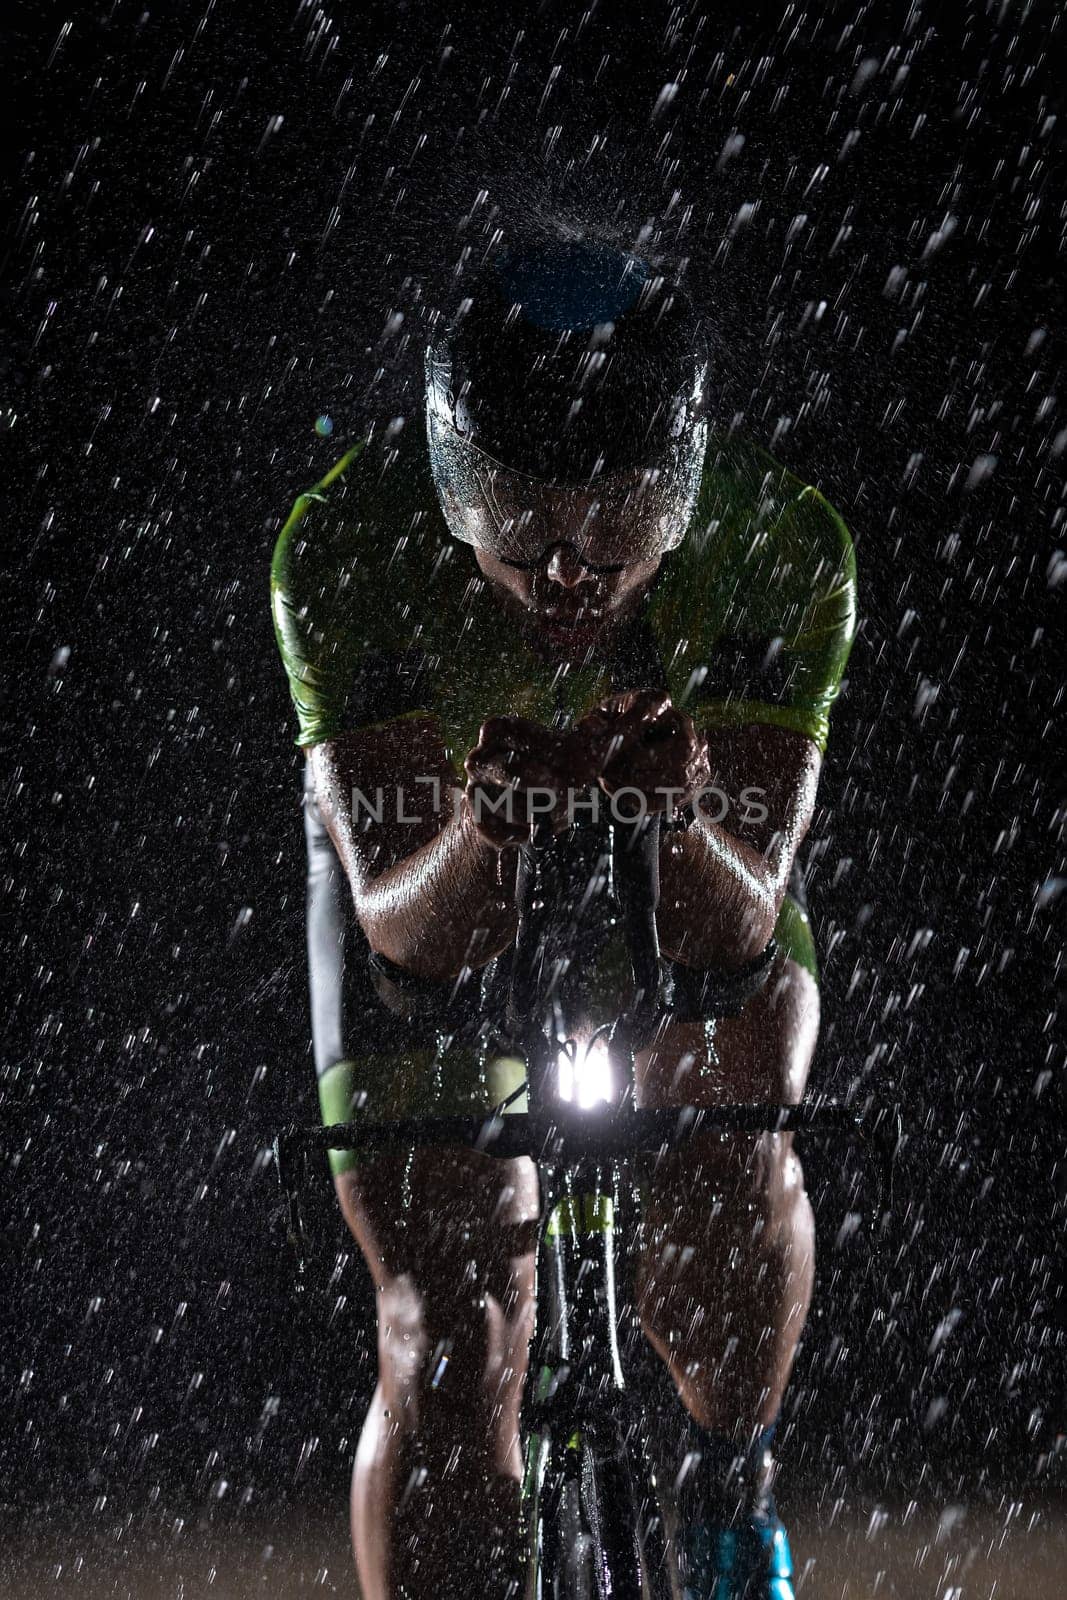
top-left (271, 238), bottom-right (856, 1599)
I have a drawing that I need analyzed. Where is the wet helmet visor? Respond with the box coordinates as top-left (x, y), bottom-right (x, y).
top-left (426, 406), bottom-right (707, 569)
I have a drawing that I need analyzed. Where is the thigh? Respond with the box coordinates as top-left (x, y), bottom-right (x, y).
top-left (336, 1147), bottom-right (540, 1315)
top-left (638, 954), bottom-right (819, 1110)
top-left (636, 954), bottom-right (819, 1195)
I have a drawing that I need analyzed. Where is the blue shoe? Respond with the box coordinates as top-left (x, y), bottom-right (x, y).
top-left (683, 1507), bottom-right (794, 1600)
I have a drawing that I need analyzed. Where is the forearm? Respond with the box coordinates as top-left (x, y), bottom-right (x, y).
top-left (308, 736), bottom-right (517, 980)
top-left (657, 816), bottom-right (781, 970)
top-left (356, 808), bottom-right (517, 978)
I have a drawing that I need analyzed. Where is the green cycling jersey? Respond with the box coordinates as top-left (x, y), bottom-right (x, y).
top-left (270, 430), bottom-right (856, 1167)
top-left (271, 431), bottom-right (856, 765)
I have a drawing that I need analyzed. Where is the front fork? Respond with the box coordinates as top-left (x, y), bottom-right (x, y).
top-left (519, 1162), bottom-right (675, 1598)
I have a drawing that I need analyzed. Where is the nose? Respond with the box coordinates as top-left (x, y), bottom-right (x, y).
top-left (545, 544), bottom-right (594, 589)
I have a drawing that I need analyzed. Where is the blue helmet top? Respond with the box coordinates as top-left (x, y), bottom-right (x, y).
top-left (426, 237), bottom-right (706, 484)
top-left (497, 239), bottom-right (651, 332)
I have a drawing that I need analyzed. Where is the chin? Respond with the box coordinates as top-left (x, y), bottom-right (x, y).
top-left (537, 616), bottom-right (606, 656)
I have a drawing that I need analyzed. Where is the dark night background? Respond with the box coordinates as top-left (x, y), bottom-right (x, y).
top-left (4, 0), bottom-right (1065, 1570)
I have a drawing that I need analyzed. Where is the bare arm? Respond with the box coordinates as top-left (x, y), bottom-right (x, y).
top-left (307, 721), bottom-right (517, 981)
top-left (657, 724), bottom-right (820, 970)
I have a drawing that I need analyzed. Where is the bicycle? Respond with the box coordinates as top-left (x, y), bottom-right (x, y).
top-left (276, 813), bottom-right (864, 1598)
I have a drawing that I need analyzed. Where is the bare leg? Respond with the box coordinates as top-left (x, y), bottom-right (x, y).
top-left (335, 1147), bottom-right (539, 1600)
top-left (635, 956), bottom-right (818, 1435)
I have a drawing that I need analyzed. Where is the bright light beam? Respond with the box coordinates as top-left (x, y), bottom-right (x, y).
top-left (557, 1034), bottom-right (614, 1107)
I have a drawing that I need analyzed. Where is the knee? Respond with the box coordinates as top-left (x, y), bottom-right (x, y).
top-left (375, 1271), bottom-right (530, 1439)
top-left (375, 1272), bottom-right (433, 1411)
top-left (719, 1138), bottom-right (812, 1265)
top-left (638, 1141), bottom-right (814, 1420)
top-left (682, 1131), bottom-right (806, 1222)
top-left (638, 1137), bottom-right (809, 1309)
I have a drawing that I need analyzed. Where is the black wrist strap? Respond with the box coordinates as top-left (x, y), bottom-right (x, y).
top-left (667, 937), bottom-right (779, 1021)
top-left (367, 950), bottom-right (479, 1019)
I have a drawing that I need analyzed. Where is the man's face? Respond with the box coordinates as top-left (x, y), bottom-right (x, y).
top-left (473, 541), bottom-right (662, 657)
top-left (437, 476), bottom-right (664, 655)
top-left (433, 446), bottom-right (695, 656)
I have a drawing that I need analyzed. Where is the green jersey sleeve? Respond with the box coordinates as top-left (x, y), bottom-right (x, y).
top-left (270, 440), bottom-right (437, 748)
top-left (656, 441), bottom-right (857, 754)
top-left (270, 441), bottom-right (366, 747)
top-left (768, 484), bottom-right (857, 750)
top-left (702, 482), bottom-right (856, 752)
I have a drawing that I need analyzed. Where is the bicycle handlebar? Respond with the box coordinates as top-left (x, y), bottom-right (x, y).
top-left (281, 1098), bottom-right (861, 1162)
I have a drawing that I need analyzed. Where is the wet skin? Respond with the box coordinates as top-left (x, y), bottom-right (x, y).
top-left (307, 541), bottom-right (821, 1600)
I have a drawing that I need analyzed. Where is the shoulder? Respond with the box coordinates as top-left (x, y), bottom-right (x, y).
top-left (271, 434), bottom-right (437, 584)
top-left (269, 428), bottom-right (490, 750)
top-left (666, 434), bottom-right (855, 609)
top-left (694, 434), bottom-right (852, 556)
top-left (270, 431), bottom-right (451, 640)
top-left (270, 438), bottom-right (369, 584)
top-left (650, 436), bottom-right (857, 746)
